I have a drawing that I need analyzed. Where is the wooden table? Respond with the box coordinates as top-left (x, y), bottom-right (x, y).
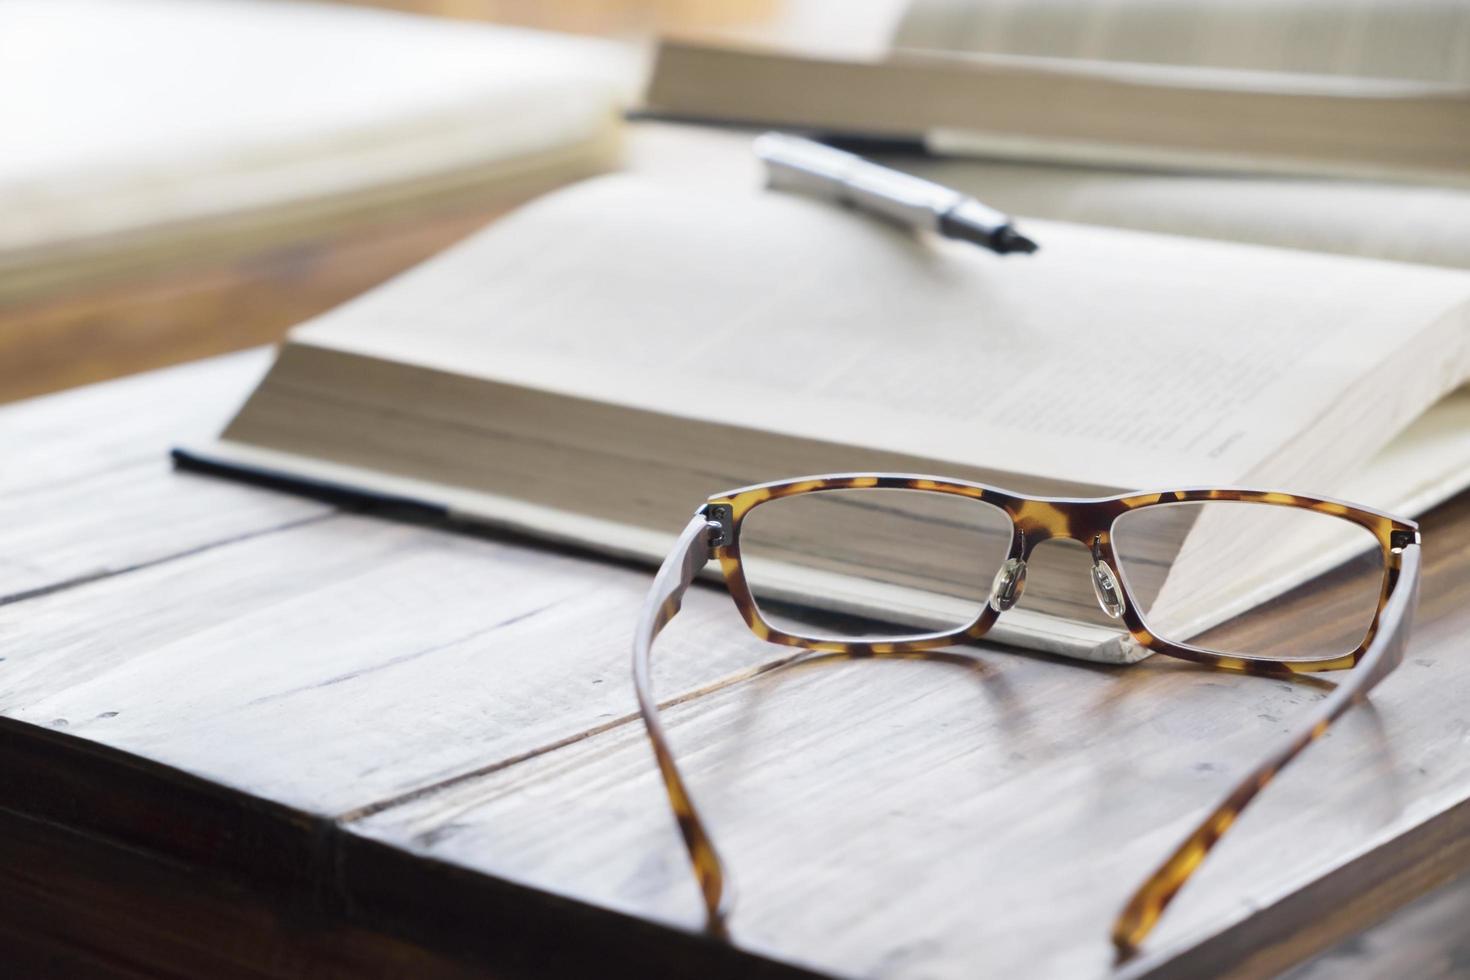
top-left (3, 350), bottom-right (1470, 978)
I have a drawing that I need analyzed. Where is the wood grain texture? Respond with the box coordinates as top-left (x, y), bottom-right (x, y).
top-left (352, 566), bottom-right (1470, 978)
top-left (0, 758), bottom-right (489, 980)
top-left (0, 720), bottom-right (820, 980)
top-left (1285, 869), bottom-right (1470, 979)
top-left (0, 351), bottom-right (331, 603)
top-left (2, 353), bottom-right (1469, 978)
top-left (0, 509), bottom-right (787, 816)
top-left (333, 0), bottom-right (901, 55)
top-left (0, 206), bottom-right (501, 404)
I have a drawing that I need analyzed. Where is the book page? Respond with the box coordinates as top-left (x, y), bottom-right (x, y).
top-left (882, 154), bottom-right (1470, 272)
top-left (895, 0), bottom-right (1470, 84)
top-left (632, 122), bottom-right (1470, 272)
top-left (290, 174), bottom-right (1470, 495)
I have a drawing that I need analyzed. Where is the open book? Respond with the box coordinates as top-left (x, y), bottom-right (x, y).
top-left (181, 171), bottom-right (1470, 662)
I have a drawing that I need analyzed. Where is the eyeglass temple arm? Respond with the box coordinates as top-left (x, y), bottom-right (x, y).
top-left (632, 511), bottom-right (732, 933)
top-left (1112, 542), bottom-right (1422, 958)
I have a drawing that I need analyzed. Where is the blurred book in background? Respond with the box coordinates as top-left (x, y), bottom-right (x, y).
top-left (0, 0), bottom-right (633, 401)
top-left (648, 0), bottom-right (1470, 269)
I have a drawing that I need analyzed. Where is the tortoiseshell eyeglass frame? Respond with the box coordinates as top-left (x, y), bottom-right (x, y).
top-left (632, 474), bottom-right (1421, 959)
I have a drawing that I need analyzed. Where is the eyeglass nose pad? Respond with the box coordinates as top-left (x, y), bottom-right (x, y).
top-left (988, 557), bottom-right (1027, 612)
top-left (1091, 559), bottom-right (1127, 619)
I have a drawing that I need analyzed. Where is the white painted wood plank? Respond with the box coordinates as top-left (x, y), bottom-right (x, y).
top-left (0, 349), bottom-right (331, 600)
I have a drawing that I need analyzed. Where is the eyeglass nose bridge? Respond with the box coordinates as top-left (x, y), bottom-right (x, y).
top-left (1089, 535), bottom-right (1127, 619)
top-left (987, 517), bottom-right (1130, 620)
top-left (988, 555), bottom-right (1027, 612)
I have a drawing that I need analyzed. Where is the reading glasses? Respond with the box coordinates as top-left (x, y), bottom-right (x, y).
top-left (632, 474), bottom-right (1421, 958)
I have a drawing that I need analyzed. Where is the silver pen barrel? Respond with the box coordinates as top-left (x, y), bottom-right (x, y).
top-left (754, 132), bottom-right (1035, 255)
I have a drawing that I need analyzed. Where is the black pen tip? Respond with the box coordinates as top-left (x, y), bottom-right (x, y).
top-left (994, 227), bottom-right (1039, 255)
top-left (938, 212), bottom-right (1040, 255)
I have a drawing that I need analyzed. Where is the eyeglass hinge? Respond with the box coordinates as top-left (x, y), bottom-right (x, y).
top-left (1390, 528), bottom-right (1419, 552)
top-left (701, 503), bottom-right (733, 551)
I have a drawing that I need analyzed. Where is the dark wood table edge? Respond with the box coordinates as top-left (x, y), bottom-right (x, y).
top-left (8, 682), bottom-right (1470, 980)
top-left (1121, 792), bottom-right (1470, 978)
top-left (0, 717), bottom-right (827, 979)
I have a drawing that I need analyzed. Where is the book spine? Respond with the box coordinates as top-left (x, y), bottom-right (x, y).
top-left (170, 448), bottom-right (449, 522)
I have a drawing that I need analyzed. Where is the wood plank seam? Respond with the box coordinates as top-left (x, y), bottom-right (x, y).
top-left (0, 510), bottom-right (337, 608)
top-left (241, 596), bottom-right (574, 710)
top-left (336, 644), bottom-right (814, 824)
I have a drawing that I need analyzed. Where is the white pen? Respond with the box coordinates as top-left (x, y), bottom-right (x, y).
top-left (754, 132), bottom-right (1039, 255)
